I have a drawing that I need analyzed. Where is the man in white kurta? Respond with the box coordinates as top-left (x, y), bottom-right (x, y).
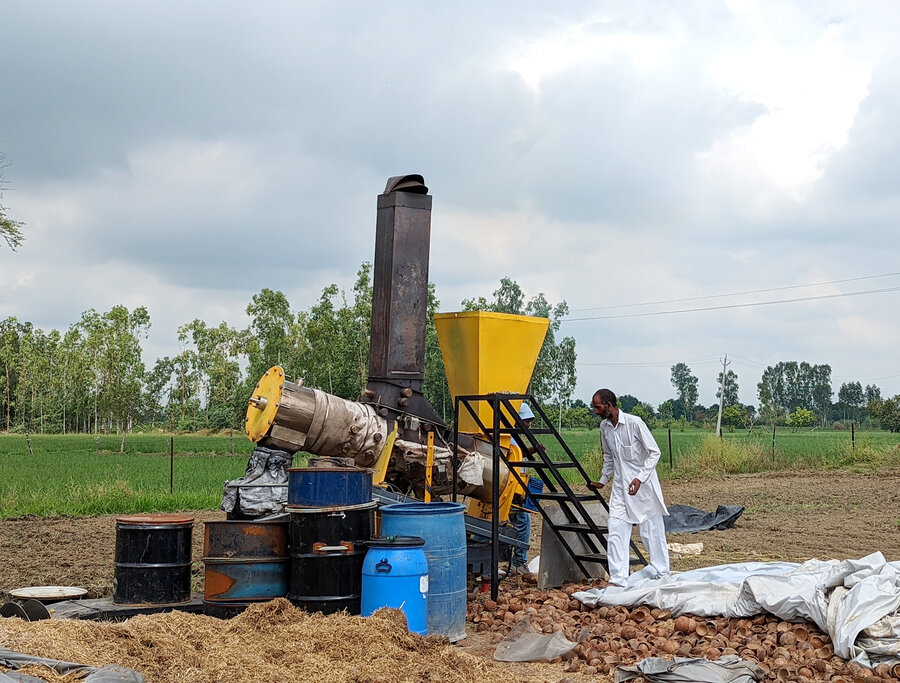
top-left (589, 389), bottom-right (670, 586)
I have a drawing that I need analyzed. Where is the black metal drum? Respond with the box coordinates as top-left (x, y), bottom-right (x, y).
top-left (113, 514), bottom-right (194, 605)
top-left (287, 502), bottom-right (375, 615)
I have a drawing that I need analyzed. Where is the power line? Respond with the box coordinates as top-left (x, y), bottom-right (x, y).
top-left (563, 286), bottom-right (900, 322)
top-left (575, 356), bottom-right (719, 368)
top-left (569, 271), bottom-right (900, 313)
top-left (578, 352), bottom-right (900, 385)
top-left (833, 371), bottom-right (900, 382)
top-left (577, 360), bottom-right (722, 368)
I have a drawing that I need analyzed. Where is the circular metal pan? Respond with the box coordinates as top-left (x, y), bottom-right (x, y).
top-left (8, 586), bottom-right (87, 602)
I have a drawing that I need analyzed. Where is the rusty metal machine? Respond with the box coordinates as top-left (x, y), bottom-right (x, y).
top-left (244, 174), bottom-right (548, 523)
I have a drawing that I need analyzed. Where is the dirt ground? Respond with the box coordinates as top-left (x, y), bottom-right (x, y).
top-left (1, 469), bottom-right (899, 681)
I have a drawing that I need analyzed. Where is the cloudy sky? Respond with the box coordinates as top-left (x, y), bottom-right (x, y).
top-left (2, 1), bottom-right (899, 409)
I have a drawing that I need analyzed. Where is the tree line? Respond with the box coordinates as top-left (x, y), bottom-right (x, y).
top-left (0, 268), bottom-right (578, 441)
top-left (617, 361), bottom-right (898, 432)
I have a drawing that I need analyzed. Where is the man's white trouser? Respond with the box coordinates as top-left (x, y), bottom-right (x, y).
top-left (606, 514), bottom-right (670, 585)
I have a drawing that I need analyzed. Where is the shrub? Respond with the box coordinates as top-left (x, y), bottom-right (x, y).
top-left (833, 436), bottom-right (900, 470)
top-left (677, 435), bottom-right (771, 476)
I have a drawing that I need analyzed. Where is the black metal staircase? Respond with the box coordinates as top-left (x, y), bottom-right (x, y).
top-left (452, 393), bottom-right (647, 599)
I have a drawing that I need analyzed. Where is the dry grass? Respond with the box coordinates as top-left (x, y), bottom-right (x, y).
top-left (675, 435), bottom-right (775, 476)
top-left (0, 599), bottom-right (517, 683)
top-left (833, 436), bottom-right (900, 470)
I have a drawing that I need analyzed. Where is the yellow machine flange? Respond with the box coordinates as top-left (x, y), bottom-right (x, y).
top-left (245, 366), bottom-right (285, 442)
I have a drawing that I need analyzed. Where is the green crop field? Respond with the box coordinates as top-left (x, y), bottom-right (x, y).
top-left (538, 426), bottom-right (900, 482)
top-left (1, 428), bottom-right (898, 518)
top-left (0, 433), bottom-right (258, 518)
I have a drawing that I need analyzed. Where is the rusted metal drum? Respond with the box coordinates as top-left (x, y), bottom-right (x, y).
top-left (113, 514), bottom-right (194, 605)
top-left (287, 467), bottom-right (373, 507)
top-left (287, 501), bottom-right (375, 615)
top-left (202, 519), bottom-right (289, 617)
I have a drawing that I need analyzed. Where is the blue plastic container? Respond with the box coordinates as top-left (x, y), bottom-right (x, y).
top-left (522, 476), bottom-right (544, 512)
top-left (378, 502), bottom-right (466, 641)
top-left (361, 536), bottom-right (428, 635)
top-left (287, 467), bottom-right (373, 507)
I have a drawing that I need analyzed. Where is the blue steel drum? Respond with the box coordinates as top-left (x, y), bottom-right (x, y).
top-left (202, 519), bottom-right (289, 617)
top-left (287, 467), bottom-right (373, 507)
top-left (378, 502), bottom-right (467, 641)
top-left (361, 536), bottom-right (428, 635)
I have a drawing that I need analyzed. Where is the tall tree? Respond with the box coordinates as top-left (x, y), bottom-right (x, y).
top-left (658, 399), bottom-right (675, 420)
top-left (178, 319), bottom-right (246, 429)
top-left (618, 394), bottom-right (641, 413)
top-left (670, 363), bottom-right (698, 422)
top-left (810, 364), bottom-right (833, 426)
top-left (871, 396), bottom-right (900, 432)
top-left (461, 277), bottom-right (577, 419)
top-left (77, 306), bottom-right (150, 446)
top-left (169, 347), bottom-right (201, 430)
top-left (865, 384), bottom-right (881, 405)
top-left (0, 154), bottom-right (24, 251)
top-left (715, 369), bottom-right (739, 407)
top-left (837, 381), bottom-right (864, 422)
top-left (245, 288), bottom-right (294, 381)
top-left (757, 361), bottom-right (832, 423)
top-left (423, 283), bottom-right (451, 422)
top-left (0, 317), bottom-right (27, 431)
top-left (144, 357), bottom-right (174, 428)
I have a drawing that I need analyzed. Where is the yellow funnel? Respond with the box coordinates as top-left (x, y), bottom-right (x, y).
top-left (434, 311), bottom-right (549, 434)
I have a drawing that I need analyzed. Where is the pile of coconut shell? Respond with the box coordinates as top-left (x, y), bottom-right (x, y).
top-left (467, 582), bottom-right (900, 681)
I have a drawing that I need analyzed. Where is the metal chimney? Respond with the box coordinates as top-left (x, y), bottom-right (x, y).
top-left (365, 175), bottom-right (442, 425)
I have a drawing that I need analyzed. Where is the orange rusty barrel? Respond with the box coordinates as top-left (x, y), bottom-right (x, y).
top-left (202, 519), bottom-right (289, 618)
top-left (114, 514), bottom-right (194, 605)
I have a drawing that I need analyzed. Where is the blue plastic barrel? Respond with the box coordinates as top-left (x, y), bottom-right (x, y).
top-left (287, 467), bottom-right (373, 507)
top-left (523, 476), bottom-right (544, 512)
top-left (378, 502), bottom-right (466, 641)
top-left (361, 536), bottom-right (428, 635)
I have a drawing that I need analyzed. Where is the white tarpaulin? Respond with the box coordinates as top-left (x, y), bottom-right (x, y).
top-left (572, 552), bottom-right (900, 669)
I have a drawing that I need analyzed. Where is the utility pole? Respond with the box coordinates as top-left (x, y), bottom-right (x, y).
top-left (715, 354), bottom-right (730, 437)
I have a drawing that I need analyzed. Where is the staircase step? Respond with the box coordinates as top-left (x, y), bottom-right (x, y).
top-left (531, 491), bottom-right (598, 502)
top-left (553, 523), bottom-right (608, 533)
top-left (516, 459), bottom-right (579, 468)
top-left (572, 552), bottom-right (608, 563)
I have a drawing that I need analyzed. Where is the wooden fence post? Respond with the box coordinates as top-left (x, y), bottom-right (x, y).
top-left (851, 421), bottom-right (855, 451)
top-left (170, 436), bottom-right (174, 493)
top-left (668, 428), bottom-right (673, 471)
top-left (771, 423), bottom-right (776, 462)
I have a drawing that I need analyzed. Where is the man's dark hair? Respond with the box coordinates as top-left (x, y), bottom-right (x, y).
top-left (593, 388), bottom-right (617, 406)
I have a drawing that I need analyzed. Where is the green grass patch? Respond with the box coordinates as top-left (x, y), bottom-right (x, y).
top-left (2, 427), bottom-right (900, 518)
top-left (0, 433), bottom-right (253, 518)
top-left (537, 426), bottom-right (900, 481)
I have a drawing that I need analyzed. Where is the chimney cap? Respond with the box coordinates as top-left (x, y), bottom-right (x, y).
top-left (384, 174), bottom-right (428, 194)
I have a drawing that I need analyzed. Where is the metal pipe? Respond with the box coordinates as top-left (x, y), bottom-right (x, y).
top-left (260, 379), bottom-right (389, 465)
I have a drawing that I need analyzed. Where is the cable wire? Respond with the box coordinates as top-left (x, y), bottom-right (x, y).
top-left (568, 271), bottom-right (900, 313)
top-left (564, 286), bottom-right (900, 321)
